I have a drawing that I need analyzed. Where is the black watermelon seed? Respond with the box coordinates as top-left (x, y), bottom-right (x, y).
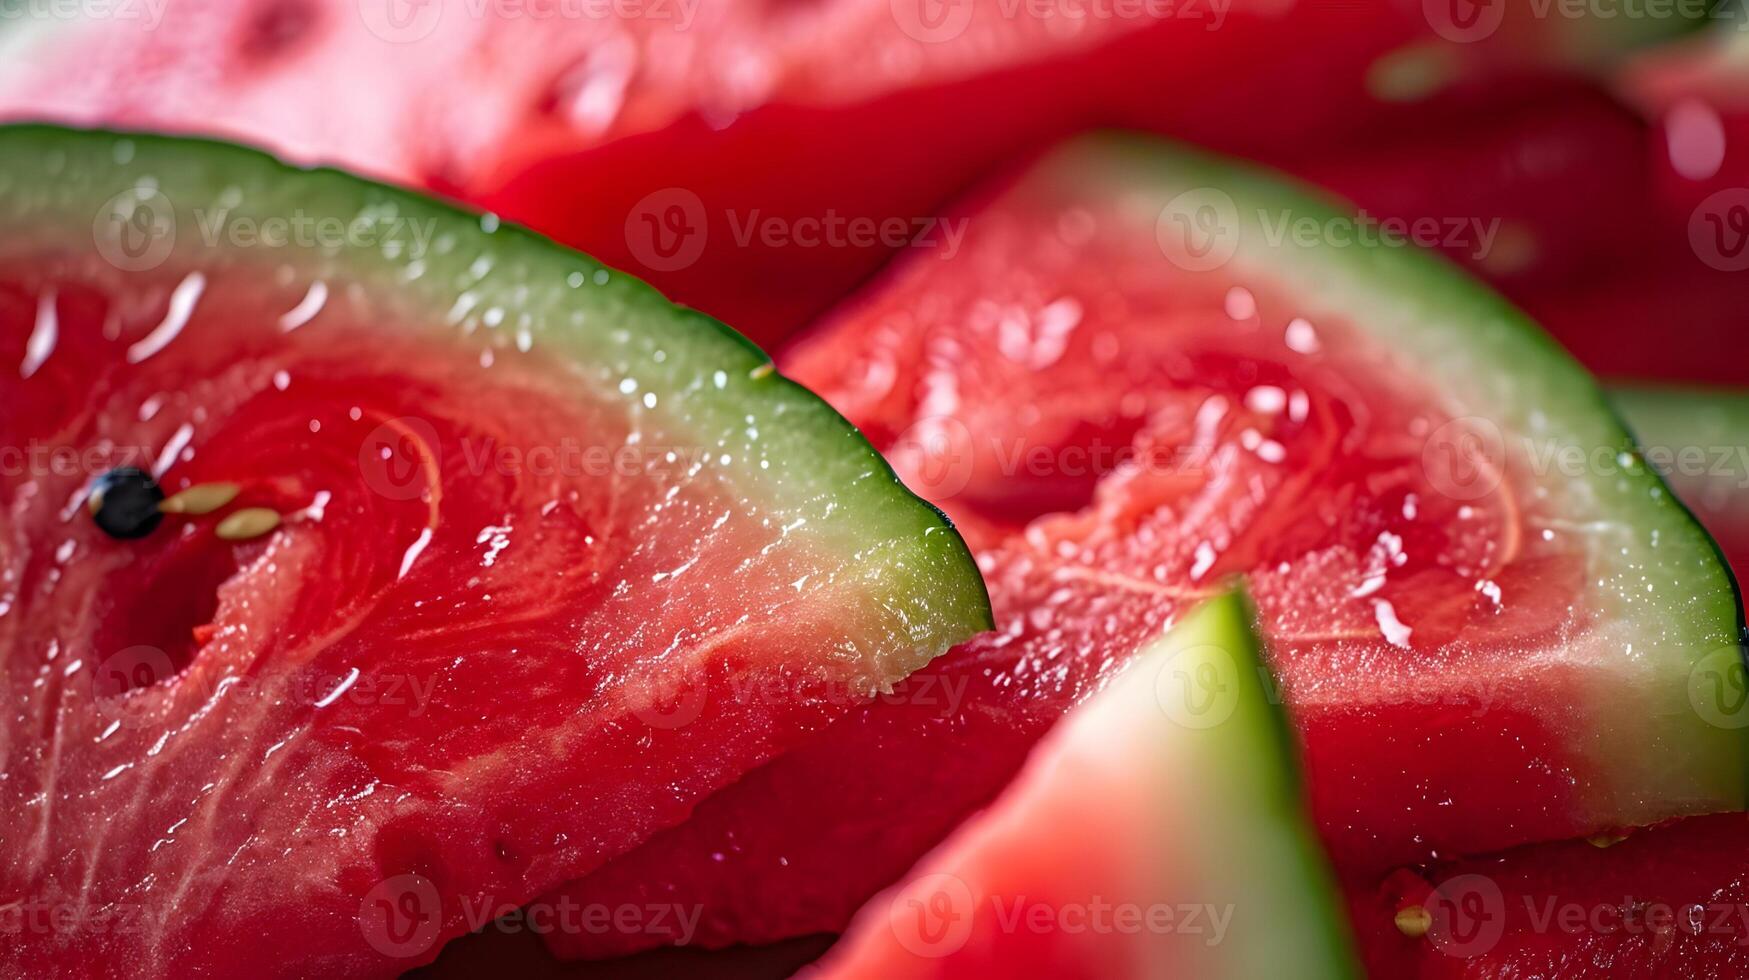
top-left (88, 467), bottom-right (166, 540)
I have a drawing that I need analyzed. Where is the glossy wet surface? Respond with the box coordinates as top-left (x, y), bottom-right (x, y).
top-left (535, 142), bottom-right (1628, 964)
top-left (0, 259), bottom-right (944, 977)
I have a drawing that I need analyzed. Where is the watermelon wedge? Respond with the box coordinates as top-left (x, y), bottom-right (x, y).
top-left (542, 132), bottom-right (1745, 960)
top-left (1612, 385), bottom-right (1749, 580)
top-left (1349, 387), bottom-right (1749, 978)
top-left (0, 125), bottom-right (989, 977)
top-left (808, 591), bottom-right (1361, 980)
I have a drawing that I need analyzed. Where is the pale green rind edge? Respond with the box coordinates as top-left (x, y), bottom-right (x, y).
top-left (1612, 383), bottom-right (1749, 504)
top-left (1611, 383), bottom-right (1749, 570)
top-left (1148, 591), bottom-right (1360, 980)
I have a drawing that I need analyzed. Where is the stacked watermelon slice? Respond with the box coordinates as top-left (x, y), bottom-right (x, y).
top-left (3, 3), bottom-right (1749, 979)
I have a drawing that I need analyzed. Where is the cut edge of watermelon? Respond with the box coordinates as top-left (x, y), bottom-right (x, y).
top-left (1041, 132), bottom-right (1747, 828)
top-left (808, 589), bottom-right (1362, 979)
top-left (1139, 589), bottom-right (1363, 980)
top-left (0, 123), bottom-right (994, 688)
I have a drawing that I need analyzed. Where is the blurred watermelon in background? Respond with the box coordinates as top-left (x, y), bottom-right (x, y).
top-left (0, 0), bottom-right (1721, 348)
top-left (7, 2), bottom-right (1749, 978)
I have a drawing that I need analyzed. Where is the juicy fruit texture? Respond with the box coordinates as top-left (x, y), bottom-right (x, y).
top-left (0, 126), bottom-right (987, 977)
top-left (1347, 394), bottom-right (1749, 978)
top-left (808, 593), bottom-right (1360, 980)
top-left (545, 132), bottom-right (1744, 960)
top-left (1350, 813), bottom-right (1749, 978)
top-left (1612, 385), bottom-right (1749, 578)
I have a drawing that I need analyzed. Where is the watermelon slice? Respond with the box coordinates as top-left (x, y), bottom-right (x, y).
top-left (1612, 385), bottom-right (1749, 580)
top-left (1349, 387), bottom-right (1749, 979)
top-left (542, 131), bottom-right (1745, 960)
top-left (808, 591), bottom-right (1361, 980)
top-left (0, 125), bottom-right (988, 977)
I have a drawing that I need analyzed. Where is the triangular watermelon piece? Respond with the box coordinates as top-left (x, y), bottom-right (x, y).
top-left (0, 125), bottom-right (989, 977)
top-left (809, 591), bottom-right (1360, 980)
top-left (543, 132), bottom-right (1744, 959)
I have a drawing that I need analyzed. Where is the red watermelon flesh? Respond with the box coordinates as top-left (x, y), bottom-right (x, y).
top-left (0, 127), bottom-right (988, 977)
top-left (539, 134), bottom-right (1744, 960)
top-left (1515, 227), bottom-right (1749, 386)
top-left (1348, 813), bottom-right (1749, 979)
top-left (1346, 385), bottom-right (1749, 980)
top-left (0, 0), bottom-right (1267, 188)
top-left (1503, 28), bottom-right (1749, 387)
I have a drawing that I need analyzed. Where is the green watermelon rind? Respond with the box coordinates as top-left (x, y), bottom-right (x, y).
top-left (1156, 590), bottom-right (1362, 980)
top-left (1611, 383), bottom-right (1749, 493)
top-left (1059, 132), bottom-right (1748, 831)
top-left (0, 122), bottom-right (993, 684)
top-left (1611, 382), bottom-right (1749, 577)
top-left (813, 589), bottom-right (1362, 978)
